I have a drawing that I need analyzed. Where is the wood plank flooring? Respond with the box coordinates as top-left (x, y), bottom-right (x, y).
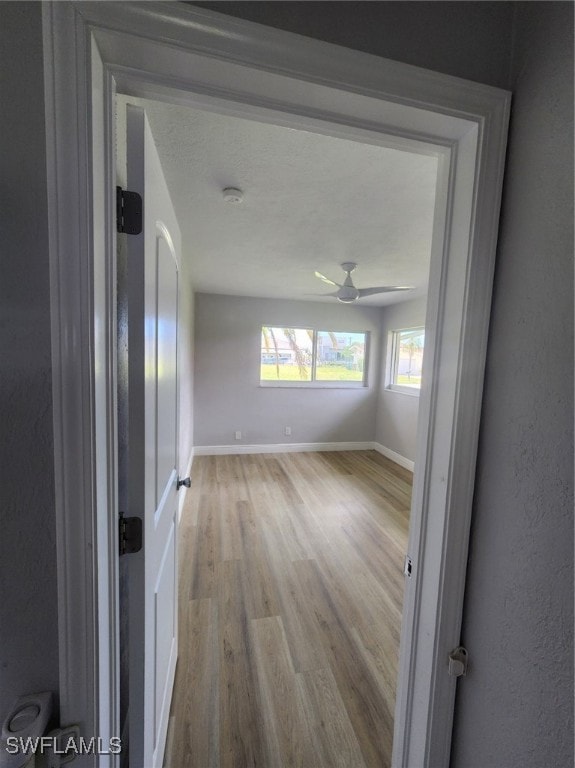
top-left (164, 450), bottom-right (411, 768)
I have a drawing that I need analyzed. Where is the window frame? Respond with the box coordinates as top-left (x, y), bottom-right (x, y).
top-left (387, 326), bottom-right (425, 396)
top-left (260, 325), bottom-right (370, 388)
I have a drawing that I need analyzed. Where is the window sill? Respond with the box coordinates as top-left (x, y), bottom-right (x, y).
top-left (260, 381), bottom-right (367, 389)
top-left (386, 385), bottom-right (421, 397)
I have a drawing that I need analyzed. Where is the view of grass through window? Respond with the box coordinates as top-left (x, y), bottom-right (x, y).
top-left (261, 327), bottom-right (367, 384)
top-left (392, 327), bottom-right (425, 389)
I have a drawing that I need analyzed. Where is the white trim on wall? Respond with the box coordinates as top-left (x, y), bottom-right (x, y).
top-left (195, 441), bottom-right (374, 456)
top-left (373, 443), bottom-right (415, 472)
top-left (195, 442), bottom-right (415, 472)
top-left (42, 3), bottom-right (510, 767)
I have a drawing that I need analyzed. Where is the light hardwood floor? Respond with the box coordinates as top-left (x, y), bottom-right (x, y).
top-left (164, 450), bottom-right (411, 768)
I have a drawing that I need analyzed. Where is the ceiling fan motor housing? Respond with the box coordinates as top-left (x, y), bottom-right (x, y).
top-left (338, 285), bottom-right (360, 302)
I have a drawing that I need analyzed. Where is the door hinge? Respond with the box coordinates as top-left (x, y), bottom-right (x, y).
top-left (116, 185), bottom-right (142, 235)
top-left (119, 512), bottom-right (142, 556)
top-left (448, 646), bottom-right (468, 677)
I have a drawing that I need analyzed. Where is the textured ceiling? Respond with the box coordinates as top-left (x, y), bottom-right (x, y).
top-left (118, 96), bottom-right (438, 306)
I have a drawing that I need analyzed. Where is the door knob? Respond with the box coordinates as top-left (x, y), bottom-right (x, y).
top-left (177, 476), bottom-right (191, 490)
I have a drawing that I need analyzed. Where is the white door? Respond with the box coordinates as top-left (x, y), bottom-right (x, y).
top-left (126, 104), bottom-right (180, 768)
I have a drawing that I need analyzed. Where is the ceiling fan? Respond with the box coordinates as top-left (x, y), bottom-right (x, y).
top-left (314, 262), bottom-right (412, 303)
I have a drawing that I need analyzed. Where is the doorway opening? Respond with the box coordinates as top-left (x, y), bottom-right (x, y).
top-left (115, 93), bottom-right (437, 765)
top-left (43, 5), bottom-right (509, 766)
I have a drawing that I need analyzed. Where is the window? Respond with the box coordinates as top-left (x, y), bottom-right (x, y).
top-left (260, 326), bottom-right (368, 386)
top-left (388, 327), bottom-right (425, 393)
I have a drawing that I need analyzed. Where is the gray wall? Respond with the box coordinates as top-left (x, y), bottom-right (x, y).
top-left (194, 1), bottom-right (515, 90)
top-left (194, 293), bottom-right (381, 446)
top-left (451, 5), bottom-right (574, 766)
top-left (375, 298), bottom-right (426, 462)
top-left (0, 3), bottom-right (59, 720)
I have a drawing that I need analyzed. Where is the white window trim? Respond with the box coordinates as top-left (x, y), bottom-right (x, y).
top-left (260, 383), bottom-right (367, 389)
top-left (387, 326), bottom-right (425, 396)
top-left (388, 384), bottom-right (422, 397)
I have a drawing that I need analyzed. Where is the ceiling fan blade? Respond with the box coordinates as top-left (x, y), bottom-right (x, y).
top-left (357, 286), bottom-right (413, 297)
top-left (305, 291), bottom-right (340, 298)
top-left (314, 271), bottom-right (342, 288)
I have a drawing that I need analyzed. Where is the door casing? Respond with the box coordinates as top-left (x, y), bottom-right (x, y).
top-left (42, 3), bottom-right (510, 767)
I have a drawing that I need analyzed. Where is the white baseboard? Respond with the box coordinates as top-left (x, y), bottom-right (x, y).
top-left (373, 442), bottom-right (415, 472)
top-left (194, 441), bottom-right (374, 456)
top-left (178, 446), bottom-right (195, 523)
top-left (193, 441), bottom-right (414, 472)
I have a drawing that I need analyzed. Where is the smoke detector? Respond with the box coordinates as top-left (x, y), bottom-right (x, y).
top-left (222, 187), bottom-right (243, 204)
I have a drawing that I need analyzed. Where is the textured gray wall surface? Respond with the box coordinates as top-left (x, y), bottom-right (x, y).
top-left (375, 298), bottom-right (426, 462)
top-left (194, 293), bottom-right (381, 446)
top-left (192, 1), bottom-right (515, 89)
top-left (452, 5), bottom-right (574, 766)
top-left (0, 3), bottom-right (59, 720)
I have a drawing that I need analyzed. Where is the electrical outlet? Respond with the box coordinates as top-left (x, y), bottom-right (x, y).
top-left (235, 431), bottom-right (241, 440)
top-left (284, 426), bottom-right (292, 436)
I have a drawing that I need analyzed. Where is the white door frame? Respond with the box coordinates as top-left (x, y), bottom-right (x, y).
top-left (42, 3), bottom-right (510, 767)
